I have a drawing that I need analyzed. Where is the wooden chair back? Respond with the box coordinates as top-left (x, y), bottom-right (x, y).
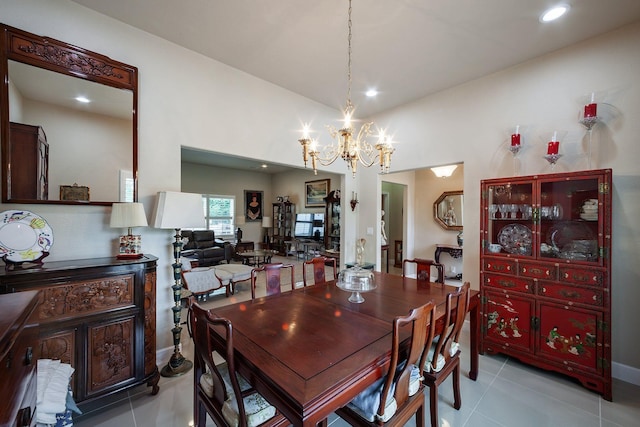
top-left (251, 263), bottom-right (295, 299)
top-left (302, 256), bottom-right (337, 286)
top-left (402, 258), bottom-right (445, 283)
top-left (423, 282), bottom-right (471, 427)
top-left (188, 298), bottom-right (243, 426)
top-left (335, 301), bottom-right (437, 426)
top-left (431, 282), bottom-right (470, 368)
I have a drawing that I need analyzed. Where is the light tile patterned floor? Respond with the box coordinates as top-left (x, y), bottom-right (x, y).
top-left (74, 258), bottom-right (640, 427)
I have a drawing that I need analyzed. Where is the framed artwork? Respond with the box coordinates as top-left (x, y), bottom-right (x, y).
top-left (305, 179), bottom-right (330, 207)
top-left (60, 184), bottom-right (90, 201)
top-left (245, 190), bottom-right (263, 221)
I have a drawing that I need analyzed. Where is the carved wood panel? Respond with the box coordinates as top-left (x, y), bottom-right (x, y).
top-left (144, 271), bottom-right (156, 377)
top-left (39, 329), bottom-right (76, 367)
top-left (87, 316), bottom-right (134, 395)
top-left (36, 275), bottom-right (134, 322)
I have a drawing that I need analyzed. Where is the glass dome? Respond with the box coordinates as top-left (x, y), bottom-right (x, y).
top-left (336, 265), bottom-right (376, 303)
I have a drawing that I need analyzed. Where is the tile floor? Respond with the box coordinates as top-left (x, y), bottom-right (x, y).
top-left (73, 263), bottom-right (640, 427)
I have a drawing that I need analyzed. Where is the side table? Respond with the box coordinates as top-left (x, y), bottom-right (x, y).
top-left (434, 244), bottom-right (463, 264)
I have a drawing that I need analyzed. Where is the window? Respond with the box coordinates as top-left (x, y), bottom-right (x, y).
top-left (203, 194), bottom-right (235, 238)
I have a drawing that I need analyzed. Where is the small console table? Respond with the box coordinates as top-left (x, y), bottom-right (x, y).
top-left (434, 244), bottom-right (463, 264)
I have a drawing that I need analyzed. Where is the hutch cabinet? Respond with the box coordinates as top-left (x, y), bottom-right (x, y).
top-left (0, 291), bottom-right (39, 427)
top-left (272, 201), bottom-right (294, 255)
top-left (0, 256), bottom-right (159, 407)
top-left (480, 169), bottom-right (612, 400)
top-left (8, 122), bottom-right (49, 200)
top-left (324, 190), bottom-right (341, 251)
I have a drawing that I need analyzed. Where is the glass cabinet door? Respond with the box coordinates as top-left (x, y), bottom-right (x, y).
top-left (484, 181), bottom-right (534, 256)
top-left (537, 176), bottom-right (602, 264)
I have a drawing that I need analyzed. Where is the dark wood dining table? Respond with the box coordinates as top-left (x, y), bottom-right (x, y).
top-left (210, 272), bottom-right (479, 427)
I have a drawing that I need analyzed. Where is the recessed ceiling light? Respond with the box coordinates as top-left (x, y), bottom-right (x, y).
top-left (365, 89), bottom-right (378, 97)
top-left (75, 96), bottom-right (90, 103)
top-left (540, 4), bottom-right (570, 22)
top-left (261, 164), bottom-right (268, 168)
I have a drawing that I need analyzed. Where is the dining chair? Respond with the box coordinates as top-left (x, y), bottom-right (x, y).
top-left (251, 263), bottom-right (295, 299)
top-left (188, 297), bottom-right (289, 427)
top-left (334, 300), bottom-right (437, 427)
top-left (302, 256), bottom-right (337, 286)
top-left (402, 258), bottom-right (445, 283)
top-left (423, 282), bottom-right (471, 427)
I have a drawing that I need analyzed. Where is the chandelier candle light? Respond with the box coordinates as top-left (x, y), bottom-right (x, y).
top-left (298, 0), bottom-right (395, 177)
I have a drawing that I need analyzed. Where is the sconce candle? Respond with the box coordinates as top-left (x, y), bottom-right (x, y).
top-left (584, 103), bottom-right (597, 118)
top-left (511, 133), bottom-right (521, 147)
top-left (547, 140), bottom-right (560, 155)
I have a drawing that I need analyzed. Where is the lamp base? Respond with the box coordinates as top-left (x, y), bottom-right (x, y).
top-left (116, 253), bottom-right (144, 259)
top-left (160, 352), bottom-right (193, 377)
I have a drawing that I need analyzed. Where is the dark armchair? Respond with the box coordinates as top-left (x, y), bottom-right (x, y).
top-left (181, 230), bottom-right (233, 267)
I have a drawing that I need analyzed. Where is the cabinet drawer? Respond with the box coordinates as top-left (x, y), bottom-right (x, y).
top-left (559, 267), bottom-right (604, 287)
top-left (519, 262), bottom-right (557, 280)
top-left (539, 282), bottom-right (603, 307)
top-left (484, 273), bottom-right (533, 293)
top-left (34, 274), bottom-right (135, 323)
top-left (483, 258), bottom-right (516, 274)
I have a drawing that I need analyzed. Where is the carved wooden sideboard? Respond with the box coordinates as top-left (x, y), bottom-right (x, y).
top-left (0, 256), bottom-right (159, 407)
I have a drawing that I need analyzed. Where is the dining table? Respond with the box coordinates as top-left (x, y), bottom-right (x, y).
top-left (209, 272), bottom-right (479, 427)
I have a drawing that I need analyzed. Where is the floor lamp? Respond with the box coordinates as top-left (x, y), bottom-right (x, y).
top-left (152, 191), bottom-right (204, 377)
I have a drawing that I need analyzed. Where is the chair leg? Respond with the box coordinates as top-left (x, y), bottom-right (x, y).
top-left (417, 402), bottom-right (425, 427)
top-left (429, 384), bottom-right (438, 427)
top-left (453, 363), bottom-right (462, 410)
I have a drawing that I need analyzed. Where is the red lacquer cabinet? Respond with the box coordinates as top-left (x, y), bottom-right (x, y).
top-left (480, 169), bottom-right (612, 400)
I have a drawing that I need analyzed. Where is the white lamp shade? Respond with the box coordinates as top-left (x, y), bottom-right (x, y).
top-left (152, 191), bottom-right (204, 229)
top-left (262, 216), bottom-right (272, 228)
top-left (110, 202), bottom-right (148, 228)
top-left (431, 164), bottom-right (458, 178)
top-left (236, 215), bottom-right (246, 226)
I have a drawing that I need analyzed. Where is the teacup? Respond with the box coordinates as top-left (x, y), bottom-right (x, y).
top-left (487, 243), bottom-right (502, 253)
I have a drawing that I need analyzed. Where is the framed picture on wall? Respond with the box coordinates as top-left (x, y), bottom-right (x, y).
top-left (245, 190), bottom-right (263, 221)
top-left (305, 179), bottom-right (330, 207)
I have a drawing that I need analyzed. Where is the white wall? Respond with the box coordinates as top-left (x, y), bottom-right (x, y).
top-left (363, 23), bottom-right (640, 378)
top-left (2, 1), bottom-right (638, 377)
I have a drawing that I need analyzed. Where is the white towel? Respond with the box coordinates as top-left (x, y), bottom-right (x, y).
top-left (37, 359), bottom-right (75, 425)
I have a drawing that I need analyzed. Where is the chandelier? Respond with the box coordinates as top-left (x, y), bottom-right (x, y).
top-left (299, 0), bottom-right (395, 178)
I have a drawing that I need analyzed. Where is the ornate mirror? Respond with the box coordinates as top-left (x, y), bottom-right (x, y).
top-left (434, 190), bottom-right (463, 231)
top-left (0, 24), bottom-right (138, 205)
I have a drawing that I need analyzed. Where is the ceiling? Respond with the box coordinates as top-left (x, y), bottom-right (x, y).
top-left (70, 0), bottom-right (640, 172)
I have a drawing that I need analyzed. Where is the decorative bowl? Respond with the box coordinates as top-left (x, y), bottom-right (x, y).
top-left (487, 243), bottom-right (502, 253)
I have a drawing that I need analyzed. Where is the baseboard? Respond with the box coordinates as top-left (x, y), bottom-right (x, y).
top-left (156, 345), bottom-right (177, 369)
top-left (612, 361), bottom-right (640, 386)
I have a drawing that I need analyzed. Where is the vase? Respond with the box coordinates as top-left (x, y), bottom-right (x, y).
top-left (457, 232), bottom-right (463, 247)
top-left (356, 238), bottom-right (366, 266)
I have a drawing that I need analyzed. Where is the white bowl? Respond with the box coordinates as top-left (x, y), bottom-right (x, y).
top-left (487, 244), bottom-right (502, 253)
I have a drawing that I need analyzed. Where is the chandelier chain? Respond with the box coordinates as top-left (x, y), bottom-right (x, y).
top-left (347, 0), bottom-right (353, 110)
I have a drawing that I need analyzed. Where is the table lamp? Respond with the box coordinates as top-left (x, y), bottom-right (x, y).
top-left (152, 191), bottom-right (204, 377)
top-left (262, 216), bottom-right (272, 244)
top-left (110, 202), bottom-right (148, 259)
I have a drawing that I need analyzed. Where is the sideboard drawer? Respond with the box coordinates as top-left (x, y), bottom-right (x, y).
top-left (519, 262), bottom-right (558, 280)
top-left (484, 273), bottom-right (533, 293)
top-left (538, 281), bottom-right (603, 307)
top-left (483, 258), bottom-right (516, 274)
top-left (559, 267), bottom-right (605, 287)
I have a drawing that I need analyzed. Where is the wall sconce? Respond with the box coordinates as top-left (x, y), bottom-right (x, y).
top-left (350, 191), bottom-right (359, 211)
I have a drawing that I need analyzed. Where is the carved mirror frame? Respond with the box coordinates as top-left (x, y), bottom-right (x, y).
top-left (0, 24), bottom-right (138, 205)
top-left (434, 190), bottom-right (463, 231)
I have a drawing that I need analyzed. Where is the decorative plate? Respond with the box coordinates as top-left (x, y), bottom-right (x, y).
top-left (498, 223), bottom-right (532, 254)
top-left (0, 210), bottom-right (54, 263)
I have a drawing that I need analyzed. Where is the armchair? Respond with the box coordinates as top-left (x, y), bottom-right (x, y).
top-left (181, 230), bottom-right (233, 266)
